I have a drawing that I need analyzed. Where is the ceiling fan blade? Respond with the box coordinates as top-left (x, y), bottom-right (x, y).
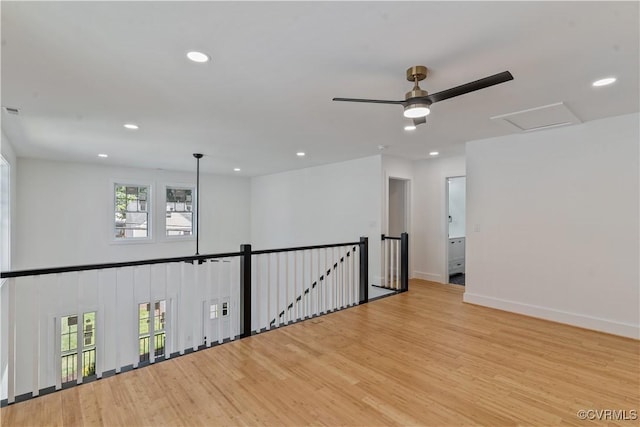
top-left (332, 97), bottom-right (404, 105)
top-left (425, 71), bottom-right (513, 104)
top-left (413, 117), bottom-right (426, 126)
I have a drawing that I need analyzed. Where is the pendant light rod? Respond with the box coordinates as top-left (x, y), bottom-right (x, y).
top-left (193, 153), bottom-right (203, 255)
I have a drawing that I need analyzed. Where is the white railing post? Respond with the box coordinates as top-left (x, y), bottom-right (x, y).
top-left (32, 276), bottom-right (40, 396)
top-left (267, 254), bottom-right (271, 330)
top-left (8, 278), bottom-right (16, 403)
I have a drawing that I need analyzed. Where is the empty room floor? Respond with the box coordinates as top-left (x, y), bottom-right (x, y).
top-left (2, 280), bottom-right (638, 426)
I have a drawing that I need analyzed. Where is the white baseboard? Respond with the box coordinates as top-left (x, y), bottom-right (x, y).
top-left (413, 271), bottom-right (444, 283)
top-left (463, 292), bottom-right (639, 339)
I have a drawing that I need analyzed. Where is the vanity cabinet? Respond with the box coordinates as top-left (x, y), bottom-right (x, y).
top-left (448, 237), bottom-right (465, 275)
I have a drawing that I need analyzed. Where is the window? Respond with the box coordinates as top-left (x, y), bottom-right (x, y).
top-left (114, 184), bottom-right (150, 239)
top-left (222, 301), bottom-right (229, 317)
top-left (165, 186), bottom-right (194, 237)
top-left (61, 312), bottom-right (96, 383)
top-left (139, 300), bottom-right (166, 362)
top-left (209, 303), bottom-right (219, 319)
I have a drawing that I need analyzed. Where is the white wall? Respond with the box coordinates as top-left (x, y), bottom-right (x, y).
top-left (251, 155), bottom-right (382, 284)
top-left (14, 158), bottom-right (251, 269)
top-left (412, 156), bottom-right (466, 283)
top-left (464, 113), bottom-right (639, 338)
top-left (0, 131), bottom-right (18, 401)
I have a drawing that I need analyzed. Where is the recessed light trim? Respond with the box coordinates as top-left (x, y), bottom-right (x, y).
top-left (296, 152), bottom-right (306, 157)
top-left (233, 168), bottom-right (241, 172)
top-left (404, 125), bottom-right (417, 131)
top-left (429, 151), bottom-right (439, 156)
top-left (98, 153), bottom-right (108, 158)
top-left (187, 51), bottom-right (210, 63)
top-left (592, 77), bottom-right (616, 87)
top-left (123, 123), bottom-right (139, 130)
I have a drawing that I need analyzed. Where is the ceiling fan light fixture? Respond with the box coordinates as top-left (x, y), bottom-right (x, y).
top-left (403, 103), bottom-right (430, 118)
top-left (404, 125), bottom-right (417, 131)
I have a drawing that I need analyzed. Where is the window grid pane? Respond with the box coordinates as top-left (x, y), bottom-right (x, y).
top-left (61, 312), bottom-right (96, 383)
top-left (166, 187), bottom-right (194, 236)
top-left (115, 184), bottom-right (150, 239)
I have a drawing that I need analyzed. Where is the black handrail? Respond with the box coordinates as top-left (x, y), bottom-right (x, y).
top-left (252, 241), bottom-right (360, 256)
top-left (0, 251), bottom-right (243, 278)
top-left (381, 234), bottom-right (401, 241)
top-left (0, 236), bottom-right (374, 408)
top-left (1, 241), bottom-right (362, 279)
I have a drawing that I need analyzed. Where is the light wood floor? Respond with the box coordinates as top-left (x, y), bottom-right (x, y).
top-left (2, 280), bottom-right (638, 426)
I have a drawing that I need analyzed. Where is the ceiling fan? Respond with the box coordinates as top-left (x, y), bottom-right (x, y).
top-left (333, 66), bottom-right (513, 126)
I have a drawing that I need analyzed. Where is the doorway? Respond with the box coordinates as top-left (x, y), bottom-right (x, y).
top-left (446, 176), bottom-right (466, 285)
top-left (388, 178), bottom-right (408, 236)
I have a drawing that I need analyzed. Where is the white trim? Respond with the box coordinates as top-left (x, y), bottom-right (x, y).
top-left (413, 271), bottom-right (444, 283)
top-left (463, 292), bottom-right (639, 339)
top-left (161, 183), bottom-right (196, 242)
top-left (110, 180), bottom-right (154, 244)
top-left (443, 175), bottom-right (466, 285)
top-left (0, 156), bottom-right (11, 272)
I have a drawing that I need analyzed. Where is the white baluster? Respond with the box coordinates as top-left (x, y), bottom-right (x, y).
top-left (276, 253), bottom-right (281, 326)
top-left (178, 263), bottom-right (185, 355)
top-left (256, 255), bottom-right (261, 333)
top-left (294, 251), bottom-right (299, 322)
top-left (267, 254), bottom-right (271, 330)
top-left (216, 260), bottom-right (223, 344)
top-left (285, 252), bottom-right (289, 324)
top-left (32, 276), bottom-right (40, 396)
top-left (149, 265), bottom-right (156, 363)
top-left (8, 278), bottom-right (16, 402)
top-left (164, 264), bottom-right (171, 359)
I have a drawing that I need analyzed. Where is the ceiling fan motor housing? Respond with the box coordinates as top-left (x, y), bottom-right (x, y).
top-left (405, 88), bottom-right (430, 102)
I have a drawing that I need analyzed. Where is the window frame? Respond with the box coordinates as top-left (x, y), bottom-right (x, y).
top-left (138, 300), bottom-right (167, 363)
top-left (60, 311), bottom-right (97, 384)
top-left (111, 181), bottom-right (153, 244)
top-left (0, 155), bottom-right (10, 274)
top-left (162, 183), bottom-right (196, 242)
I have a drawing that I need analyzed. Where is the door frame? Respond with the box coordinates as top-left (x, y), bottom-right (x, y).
top-left (444, 175), bottom-right (466, 284)
top-left (384, 174), bottom-right (412, 280)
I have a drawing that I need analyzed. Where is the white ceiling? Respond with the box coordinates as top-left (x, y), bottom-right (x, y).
top-left (1, 1), bottom-right (638, 175)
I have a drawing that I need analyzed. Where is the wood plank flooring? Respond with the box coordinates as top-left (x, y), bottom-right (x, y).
top-left (2, 280), bottom-right (638, 426)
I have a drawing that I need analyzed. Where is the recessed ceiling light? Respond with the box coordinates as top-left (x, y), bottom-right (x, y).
top-left (233, 168), bottom-right (241, 172)
top-left (296, 152), bottom-right (305, 157)
top-left (187, 51), bottom-right (210, 63)
top-left (404, 125), bottom-right (416, 131)
top-left (98, 153), bottom-right (108, 158)
top-left (429, 151), bottom-right (439, 156)
top-left (592, 77), bottom-right (616, 87)
top-left (123, 123), bottom-right (139, 130)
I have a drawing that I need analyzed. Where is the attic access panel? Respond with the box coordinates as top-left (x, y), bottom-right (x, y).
top-left (491, 102), bottom-right (581, 132)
